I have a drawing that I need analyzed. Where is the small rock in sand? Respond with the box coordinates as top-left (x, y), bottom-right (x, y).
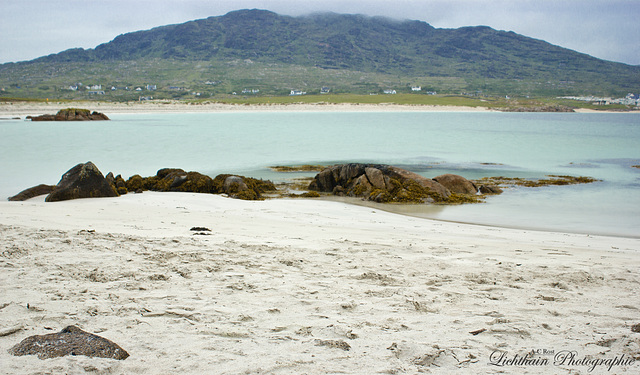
top-left (8, 325), bottom-right (129, 360)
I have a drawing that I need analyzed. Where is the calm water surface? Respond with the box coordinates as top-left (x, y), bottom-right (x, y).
top-left (1, 111), bottom-right (638, 237)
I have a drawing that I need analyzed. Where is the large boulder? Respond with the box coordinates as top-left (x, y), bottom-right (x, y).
top-left (8, 184), bottom-right (56, 201)
top-left (309, 163), bottom-right (466, 203)
top-left (27, 108), bottom-right (109, 121)
top-left (8, 325), bottom-right (129, 360)
top-left (433, 174), bottom-right (478, 195)
top-left (46, 162), bottom-right (118, 202)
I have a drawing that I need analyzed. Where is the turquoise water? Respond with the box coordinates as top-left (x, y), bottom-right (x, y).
top-left (1, 111), bottom-right (638, 237)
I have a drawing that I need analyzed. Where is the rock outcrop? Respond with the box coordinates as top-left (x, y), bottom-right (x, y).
top-left (309, 163), bottom-right (481, 203)
top-left (125, 169), bottom-right (276, 200)
top-left (8, 325), bottom-right (129, 360)
top-left (8, 184), bottom-right (56, 201)
top-left (46, 162), bottom-right (119, 202)
top-left (27, 108), bottom-right (110, 121)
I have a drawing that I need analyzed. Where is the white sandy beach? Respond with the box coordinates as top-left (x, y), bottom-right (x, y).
top-left (1, 192), bottom-right (639, 374)
top-left (1, 100), bottom-right (634, 118)
top-left (0, 100), bottom-right (492, 117)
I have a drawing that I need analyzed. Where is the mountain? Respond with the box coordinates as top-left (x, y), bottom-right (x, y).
top-left (2, 9), bottom-right (639, 98)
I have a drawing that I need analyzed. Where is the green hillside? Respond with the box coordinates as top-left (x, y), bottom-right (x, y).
top-left (1, 9), bottom-right (638, 100)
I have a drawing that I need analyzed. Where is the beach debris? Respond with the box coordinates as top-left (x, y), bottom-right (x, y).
top-left (26, 108), bottom-right (109, 121)
top-left (190, 226), bottom-right (211, 232)
top-left (469, 328), bottom-right (487, 336)
top-left (46, 162), bottom-right (119, 202)
top-left (8, 325), bottom-right (129, 360)
top-left (631, 323), bottom-right (640, 333)
top-left (190, 226), bottom-right (212, 235)
top-left (315, 339), bottom-right (351, 351)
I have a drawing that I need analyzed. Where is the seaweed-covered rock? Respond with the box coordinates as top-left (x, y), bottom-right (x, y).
top-left (114, 174), bottom-right (127, 195)
top-left (127, 169), bottom-right (276, 200)
top-left (8, 325), bottom-right (129, 360)
top-left (139, 168), bottom-right (215, 194)
top-left (27, 108), bottom-right (109, 121)
top-left (46, 162), bottom-right (118, 202)
top-left (124, 174), bottom-right (144, 192)
top-left (309, 163), bottom-right (458, 203)
top-left (213, 174), bottom-right (276, 200)
top-left (433, 174), bottom-right (478, 195)
top-left (8, 184), bottom-right (56, 201)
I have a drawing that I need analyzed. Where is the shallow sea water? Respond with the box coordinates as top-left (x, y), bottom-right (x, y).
top-left (1, 111), bottom-right (638, 237)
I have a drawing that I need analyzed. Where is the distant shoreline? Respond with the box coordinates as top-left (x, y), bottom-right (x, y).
top-left (0, 100), bottom-right (491, 116)
top-left (2, 100), bottom-right (636, 117)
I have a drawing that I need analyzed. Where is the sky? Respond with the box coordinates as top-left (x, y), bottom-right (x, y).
top-left (1, 0), bottom-right (639, 65)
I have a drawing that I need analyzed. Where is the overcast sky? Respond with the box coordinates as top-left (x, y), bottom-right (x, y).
top-left (1, 0), bottom-right (638, 65)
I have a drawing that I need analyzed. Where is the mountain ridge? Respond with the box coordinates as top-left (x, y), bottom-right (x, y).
top-left (2, 9), bottom-right (638, 98)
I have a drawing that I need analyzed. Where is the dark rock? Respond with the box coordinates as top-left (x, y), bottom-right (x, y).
top-left (309, 167), bottom-right (338, 191)
top-left (478, 184), bottom-right (503, 195)
top-left (156, 168), bottom-right (185, 179)
top-left (8, 184), bottom-right (56, 201)
top-left (105, 172), bottom-right (115, 186)
top-left (46, 162), bottom-right (119, 202)
top-left (26, 115), bottom-right (56, 121)
top-left (433, 174), bottom-right (478, 195)
top-left (8, 325), bottom-right (129, 360)
top-left (190, 227), bottom-right (211, 232)
top-left (27, 108), bottom-right (110, 121)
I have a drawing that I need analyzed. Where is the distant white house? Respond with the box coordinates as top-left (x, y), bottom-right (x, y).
top-left (411, 86), bottom-right (422, 91)
top-left (383, 89), bottom-right (397, 95)
top-left (320, 87), bottom-right (330, 94)
top-left (242, 88), bottom-right (260, 94)
top-left (90, 85), bottom-right (102, 90)
top-left (290, 90), bottom-right (306, 96)
top-left (135, 87), bottom-right (142, 91)
top-left (146, 84), bottom-right (157, 91)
